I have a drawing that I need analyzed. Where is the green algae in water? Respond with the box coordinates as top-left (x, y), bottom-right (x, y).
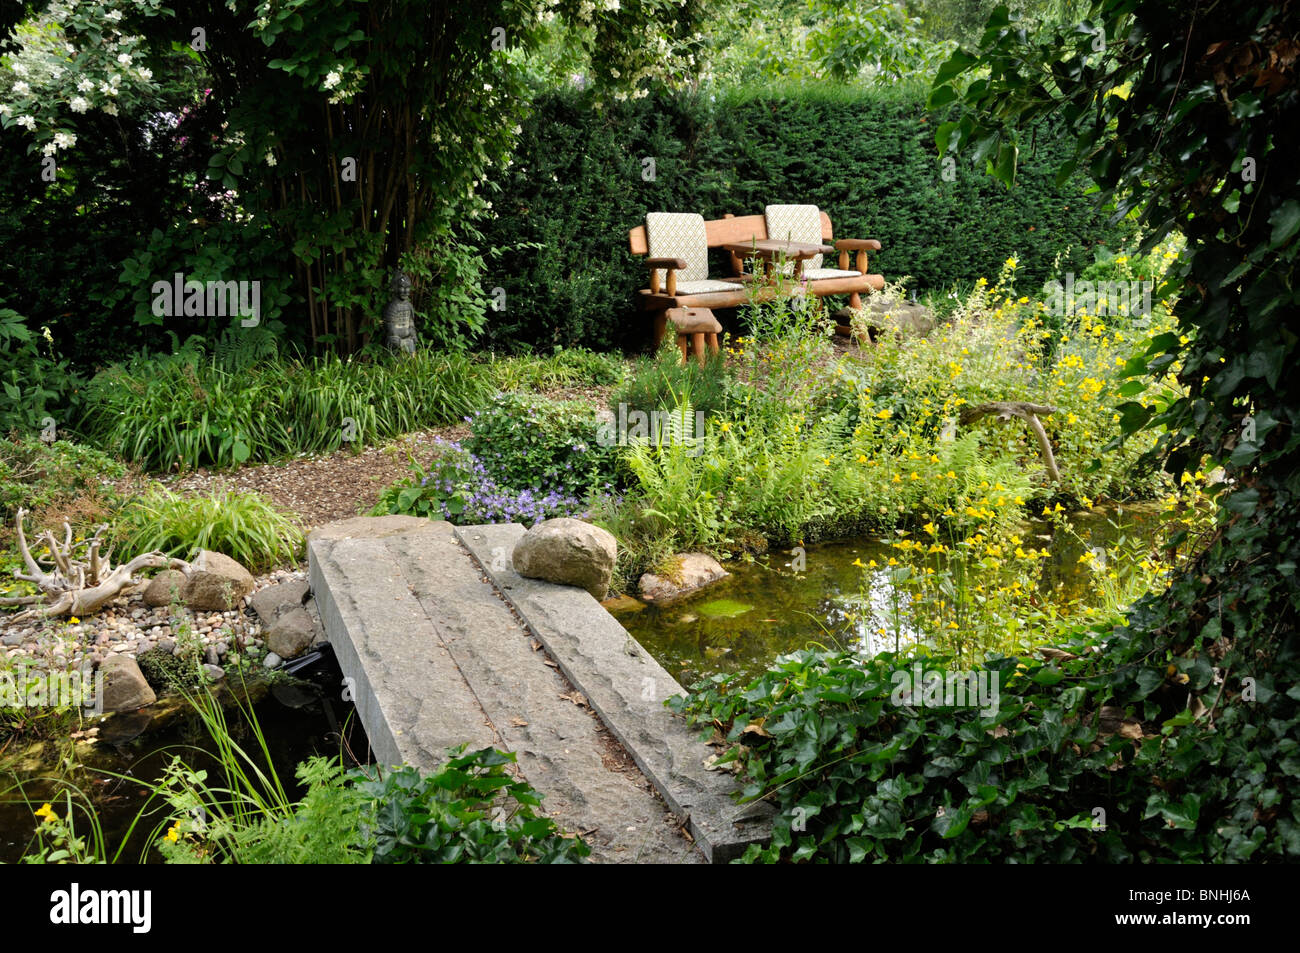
top-left (696, 598), bottom-right (755, 619)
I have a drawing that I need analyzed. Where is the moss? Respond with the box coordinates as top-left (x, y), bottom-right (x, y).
top-left (136, 648), bottom-right (203, 693)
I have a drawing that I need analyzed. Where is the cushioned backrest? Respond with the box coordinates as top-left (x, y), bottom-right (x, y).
top-left (764, 204), bottom-right (824, 273)
top-left (645, 212), bottom-right (709, 285)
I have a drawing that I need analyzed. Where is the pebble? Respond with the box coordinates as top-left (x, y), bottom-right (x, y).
top-left (203, 664), bottom-right (226, 681)
top-left (263, 652), bottom-right (283, 669)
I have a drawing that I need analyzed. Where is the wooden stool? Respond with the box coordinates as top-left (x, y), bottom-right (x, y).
top-left (665, 307), bottom-right (722, 367)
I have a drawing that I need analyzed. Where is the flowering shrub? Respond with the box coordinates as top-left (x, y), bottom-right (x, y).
top-left (464, 392), bottom-right (621, 501)
top-left (372, 438), bottom-right (618, 526)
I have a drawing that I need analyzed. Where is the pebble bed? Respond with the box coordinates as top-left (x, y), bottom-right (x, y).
top-left (0, 568), bottom-right (307, 673)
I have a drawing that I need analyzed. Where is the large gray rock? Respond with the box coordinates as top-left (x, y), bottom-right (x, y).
top-left (265, 607), bottom-right (315, 660)
top-left (98, 655), bottom-right (156, 712)
top-left (142, 569), bottom-right (187, 608)
top-left (639, 553), bottom-right (729, 603)
top-left (183, 550), bottom-right (254, 611)
top-left (250, 579), bottom-right (310, 624)
top-left (511, 518), bottom-right (617, 600)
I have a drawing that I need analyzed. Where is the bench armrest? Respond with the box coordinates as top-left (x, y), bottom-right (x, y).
top-left (645, 257), bottom-right (689, 270)
top-left (645, 257), bottom-right (689, 295)
top-left (836, 238), bottom-right (882, 273)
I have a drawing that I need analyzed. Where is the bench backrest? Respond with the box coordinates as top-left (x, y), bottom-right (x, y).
top-left (628, 211), bottom-right (835, 262)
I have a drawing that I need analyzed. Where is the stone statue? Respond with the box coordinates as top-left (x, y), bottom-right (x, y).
top-left (383, 269), bottom-right (416, 354)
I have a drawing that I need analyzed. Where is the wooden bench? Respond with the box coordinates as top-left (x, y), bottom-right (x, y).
top-left (628, 211), bottom-right (886, 347)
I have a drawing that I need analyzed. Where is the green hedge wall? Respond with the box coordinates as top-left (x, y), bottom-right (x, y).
top-left (478, 85), bottom-right (1135, 352)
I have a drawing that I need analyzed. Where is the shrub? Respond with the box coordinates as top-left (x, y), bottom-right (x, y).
top-left (0, 310), bottom-right (83, 435)
top-left (465, 392), bottom-right (621, 502)
top-left (109, 484), bottom-right (304, 572)
top-left (0, 435), bottom-right (126, 521)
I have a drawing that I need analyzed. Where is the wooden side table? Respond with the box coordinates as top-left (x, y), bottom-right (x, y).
top-left (665, 307), bottom-right (722, 366)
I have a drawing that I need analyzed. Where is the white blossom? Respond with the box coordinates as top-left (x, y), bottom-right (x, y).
top-left (104, 8), bottom-right (123, 20)
top-left (102, 101), bottom-right (117, 116)
top-left (11, 63), bottom-right (27, 77)
top-left (77, 77), bottom-right (94, 92)
top-left (69, 95), bottom-right (90, 112)
top-left (15, 114), bottom-right (36, 129)
top-left (13, 81), bottom-right (30, 96)
top-left (137, 67), bottom-right (153, 81)
top-left (117, 52), bottom-right (132, 66)
top-left (323, 71), bottom-right (342, 89)
top-left (54, 131), bottom-right (76, 149)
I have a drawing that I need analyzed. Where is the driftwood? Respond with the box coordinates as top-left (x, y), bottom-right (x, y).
top-left (959, 401), bottom-right (1062, 484)
top-left (0, 508), bottom-right (190, 623)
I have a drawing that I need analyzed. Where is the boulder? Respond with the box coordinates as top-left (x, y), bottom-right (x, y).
top-left (142, 569), bottom-right (187, 608)
top-left (250, 578), bottom-right (310, 624)
top-left (98, 655), bottom-right (157, 712)
top-left (639, 553), bottom-right (729, 603)
top-left (265, 607), bottom-right (315, 660)
top-left (183, 550), bottom-right (254, 611)
top-left (511, 518), bottom-right (617, 601)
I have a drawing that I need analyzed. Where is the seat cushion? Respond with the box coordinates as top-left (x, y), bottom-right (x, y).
top-left (645, 212), bottom-right (710, 285)
top-left (673, 278), bottom-right (745, 295)
top-left (764, 204), bottom-right (824, 273)
top-left (803, 267), bottom-right (862, 280)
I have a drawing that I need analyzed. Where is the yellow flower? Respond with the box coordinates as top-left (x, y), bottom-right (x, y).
top-left (923, 522), bottom-right (938, 536)
top-left (876, 408), bottom-right (892, 420)
top-left (34, 803), bottom-right (56, 824)
top-left (867, 559), bottom-right (878, 569)
top-left (717, 421), bottom-right (732, 433)
top-left (69, 617), bottom-right (80, 624)
top-left (165, 822), bottom-right (181, 843)
top-left (852, 558), bottom-right (866, 568)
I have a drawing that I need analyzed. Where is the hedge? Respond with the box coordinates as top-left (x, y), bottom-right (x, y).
top-left (478, 84), bottom-right (1136, 352)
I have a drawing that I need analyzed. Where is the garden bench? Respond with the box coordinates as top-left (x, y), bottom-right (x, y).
top-left (628, 208), bottom-right (887, 347)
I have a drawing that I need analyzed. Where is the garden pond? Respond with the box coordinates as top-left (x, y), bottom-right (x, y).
top-left (616, 503), bottom-right (1165, 686)
top-left (0, 647), bottom-right (367, 863)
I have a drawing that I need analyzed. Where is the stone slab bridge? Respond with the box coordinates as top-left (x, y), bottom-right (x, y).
top-left (307, 516), bottom-right (771, 864)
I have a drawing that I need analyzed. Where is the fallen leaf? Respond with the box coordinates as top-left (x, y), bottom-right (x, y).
top-left (510, 717), bottom-right (529, 727)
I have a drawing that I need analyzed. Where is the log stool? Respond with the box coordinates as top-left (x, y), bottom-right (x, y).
top-left (665, 307), bottom-right (722, 367)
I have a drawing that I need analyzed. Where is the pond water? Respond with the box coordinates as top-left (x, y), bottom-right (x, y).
top-left (0, 646), bottom-right (368, 864)
top-left (616, 504), bottom-right (1164, 687)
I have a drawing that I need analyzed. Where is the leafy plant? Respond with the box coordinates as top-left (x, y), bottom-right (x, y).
top-left (353, 745), bottom-right (589, 864)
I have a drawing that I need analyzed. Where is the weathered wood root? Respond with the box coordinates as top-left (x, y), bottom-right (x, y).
top-left (959, 400), bottom-right (1062, 484)
top-left (4, 508), bottom-right (191, 624)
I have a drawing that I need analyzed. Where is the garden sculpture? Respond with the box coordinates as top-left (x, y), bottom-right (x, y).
top-left (383, 269), bottom-right (417, 354)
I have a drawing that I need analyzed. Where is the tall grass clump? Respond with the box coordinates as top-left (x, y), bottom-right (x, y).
top-left (78, 343), bottom-right (489, 471)
top-left (109, 484), bottom-right (303, 571)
